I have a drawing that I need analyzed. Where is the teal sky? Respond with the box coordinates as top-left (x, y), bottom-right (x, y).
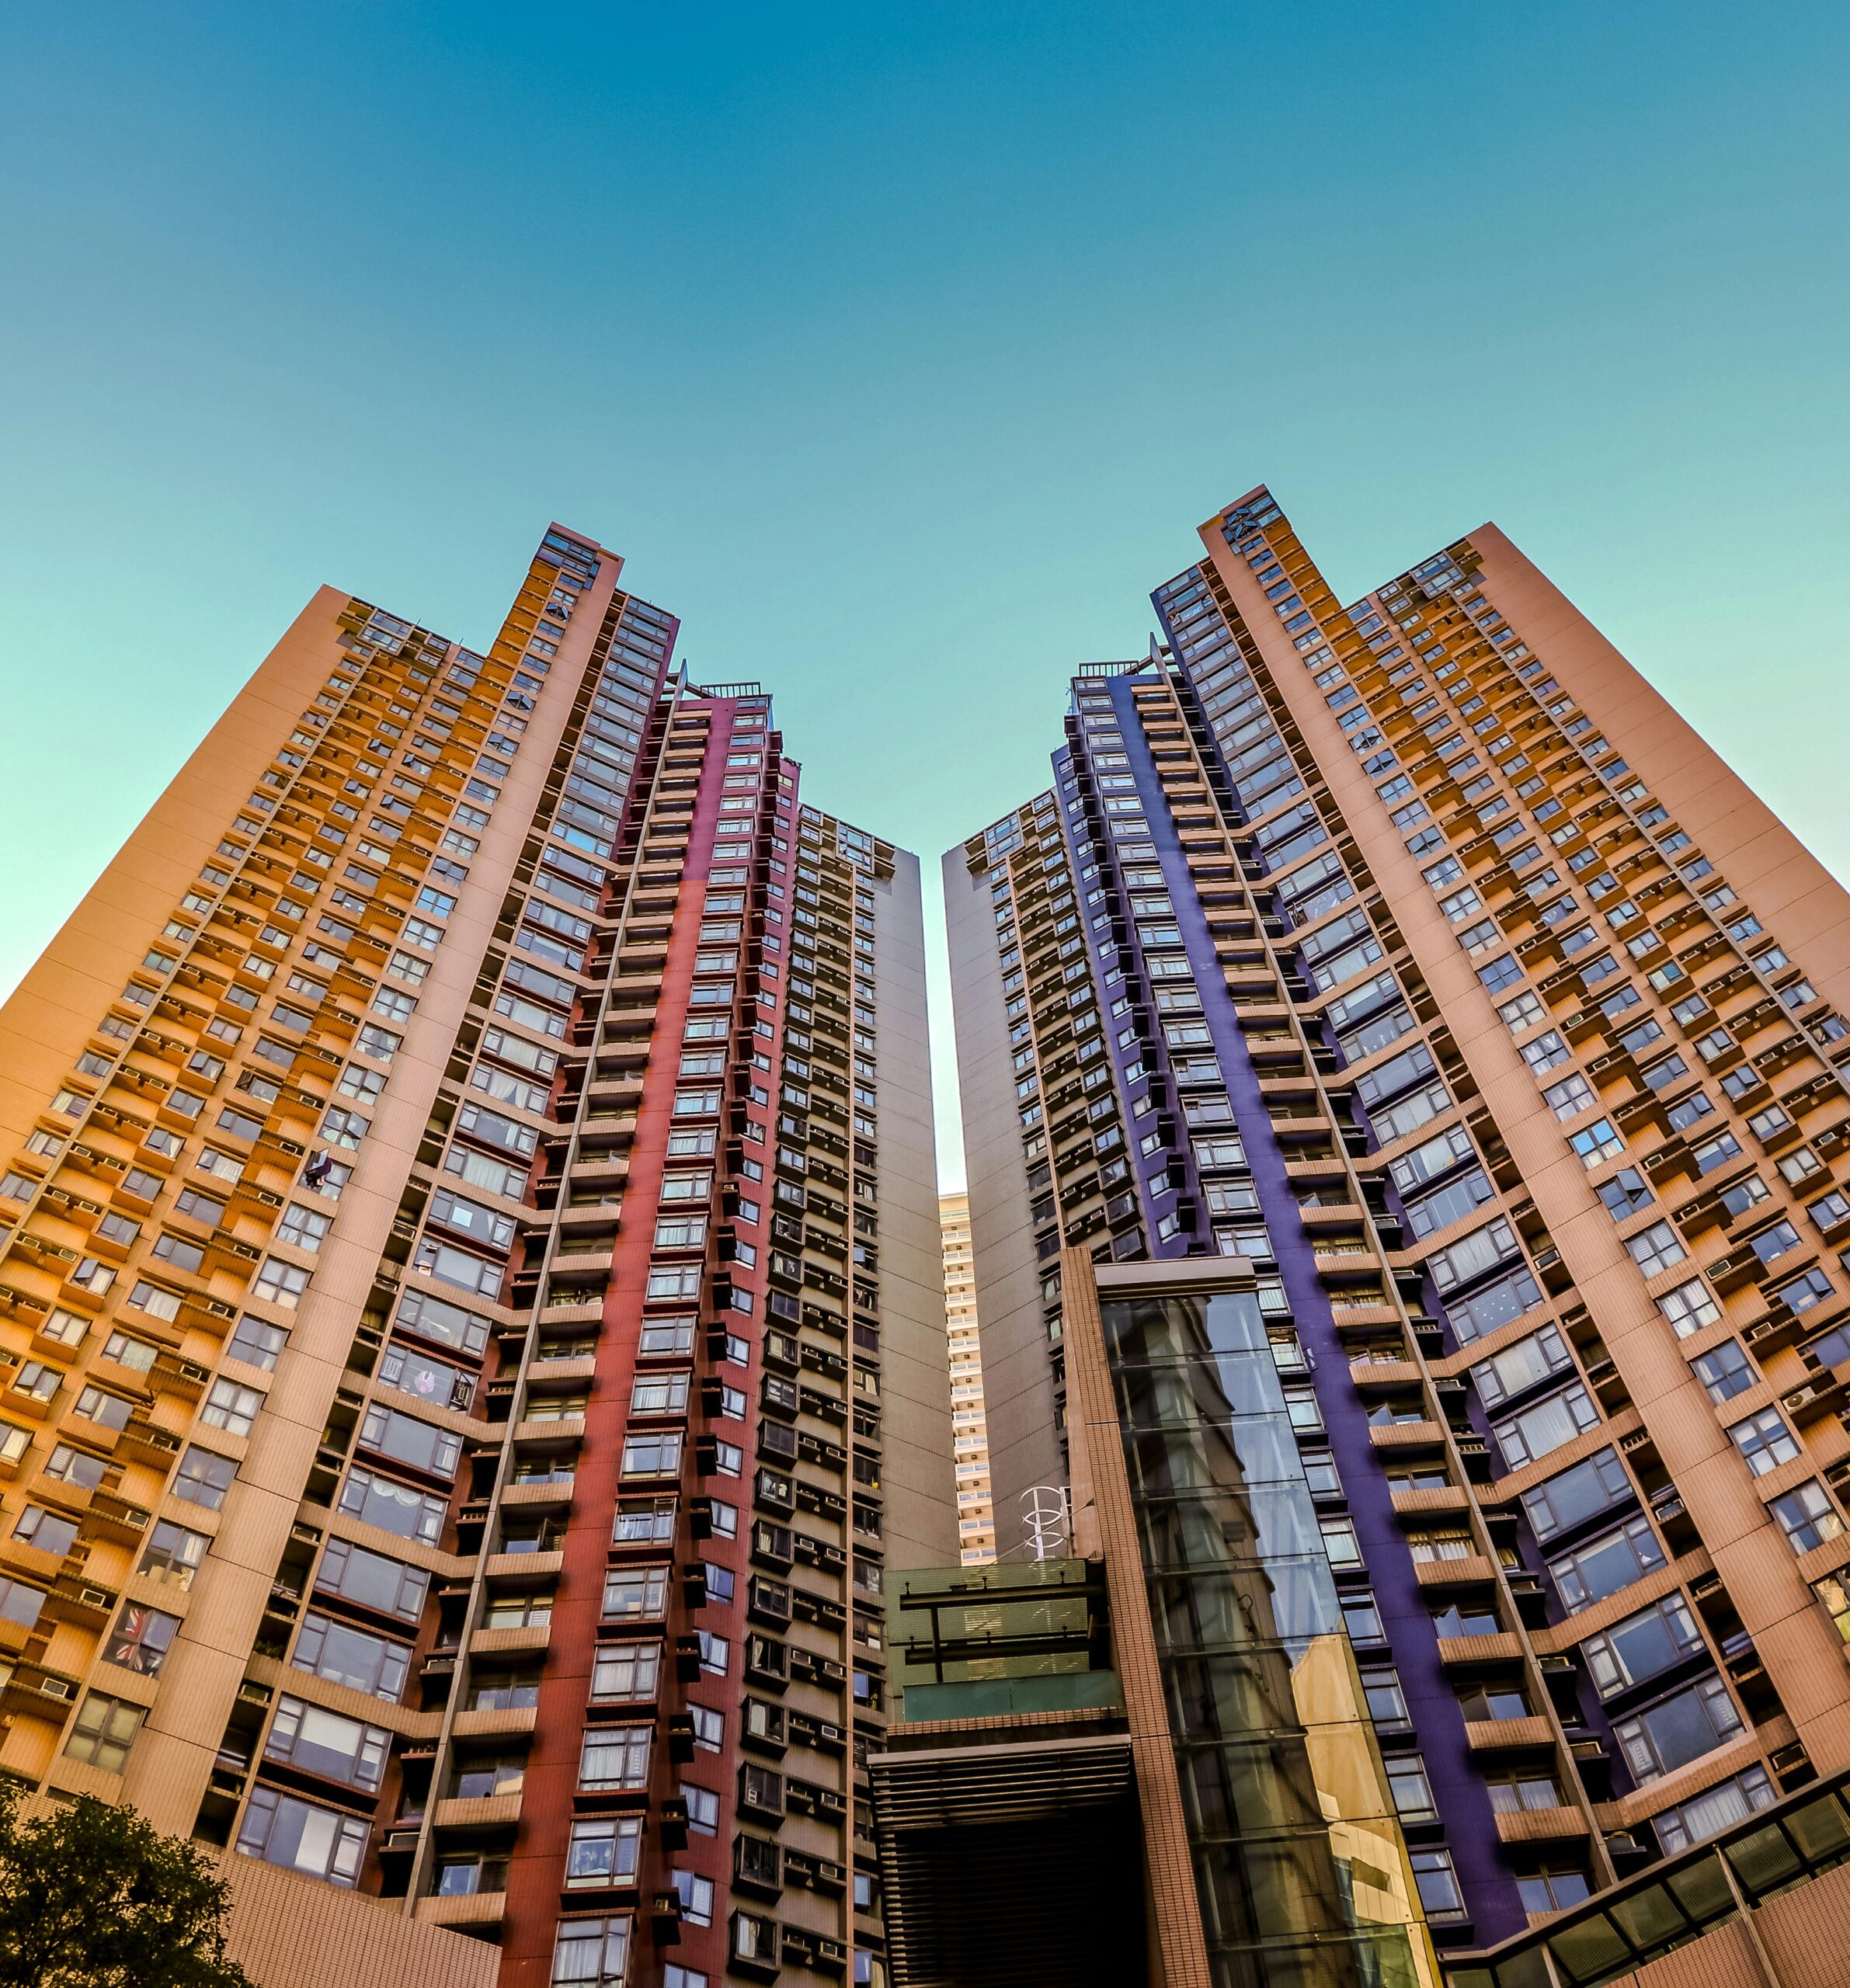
top-left (3, 4), bottom-right (1848, 1187)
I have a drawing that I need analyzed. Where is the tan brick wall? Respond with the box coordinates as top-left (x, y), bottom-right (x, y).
top-left (217, 1851), bottom-right (499, 1988)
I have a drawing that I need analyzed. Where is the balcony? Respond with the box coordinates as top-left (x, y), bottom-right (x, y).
top-left (415, 1891), bottom-right (506, 1929)
top-left (1494, 1805), bottom-right (1591, 1844)
top-left (1465, 1715), bottom-right (1558, 1754)
top-left (433, 1792), bottom-right (523, 1830)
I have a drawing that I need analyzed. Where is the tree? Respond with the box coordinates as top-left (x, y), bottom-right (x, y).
top-left (0, 1781), bottom-right (256, 1986)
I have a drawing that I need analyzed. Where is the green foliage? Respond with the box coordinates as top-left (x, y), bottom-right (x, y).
top-left (0, 1782), bottom-right (256, 1987)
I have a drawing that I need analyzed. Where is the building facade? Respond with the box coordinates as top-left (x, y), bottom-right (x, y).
top-left (944, 487), bottom-right (1850, 1963)
top-left (935, 1194), bottom-right (994, 1565)
top-left (0, 525), bottom-right (952, 1988)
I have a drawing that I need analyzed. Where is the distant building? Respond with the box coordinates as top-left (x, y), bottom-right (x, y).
top-left (937, 1193), bottom-right (995, 1564)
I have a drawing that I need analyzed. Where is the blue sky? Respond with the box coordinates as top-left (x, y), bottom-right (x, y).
top-left (3, 3), bottom-right (1847, 1184)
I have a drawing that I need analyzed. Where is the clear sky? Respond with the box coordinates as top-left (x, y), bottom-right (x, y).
top-left (2, 3), bottom-right (1847, 1187)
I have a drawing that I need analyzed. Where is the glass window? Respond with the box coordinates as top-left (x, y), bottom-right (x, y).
top-left (264, 1695), bottom-right (391, 1792)
top-left (292, 1611), bottom-right (410, 1702)
top-left (601, 1568), bottom-right (670, 1621)
top-left (565, 1816), bottom-right (643, 1889)
top-left (579, 1727), bottom-right (652, 1791)
top-left (174, 1446), bottom-right (237, 1510)
top-left (1409, 1847), bottom-right (1466, 1920)
top-left (551, 1917), bottom-right (631, 1988)
top-left (1770, 1481), bottom-right (1844, 1554)
top-left (228, 1315), bottom-right (288, 1370)
top-left (1654, 1765), bottom-right (1776, 1852)
top-left (103, 1601), bottom-right (180, 1676)
top-left (1582, 1594), bottom-right (1705, 1696)
top-left (236, 1786), bottom-right (368, 1886)
top-left (1614, 1675), bottom-right (1744, 1783)
top-left (65, 1691), bottom-right (143, 1774)
top-left (1657, 1277), bottom-right (1720, 1337)
top-left (1548, 1515), bottom-right (1664, 1611)
top-left (1728, 1407), bottom-right (1800, 1475)
top-left (200, 1376), bottom-right (265, 1437)
top-left (1521, 1448), bottom-right (1633, 1541)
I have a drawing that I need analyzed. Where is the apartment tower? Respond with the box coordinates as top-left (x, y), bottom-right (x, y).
top-left (934, 1194), bottom-right (994, 1565)
top-left (0, 526), bottom-right (952, 1988)
top-left (944, 487), bottom-right (1850, 1981)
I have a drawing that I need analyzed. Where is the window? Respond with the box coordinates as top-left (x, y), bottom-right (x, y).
top-left (1522, 1448), bottom-right (1633, 1541)
top-left (315, 1538), bottom-right (429, 1622)
top-left (1770, 1481), bottom-right (1844, 1554)
top-left (1542, 1072), bottom-right (1596, 1120)
top-left (551, 1918), bottom-right (631, 1988)
top-left (629, 1371), bottom-right (690, 1416)
top-left (201, 1376), bottom-right (265, 1437)
top-left (483, 1590), bottom-right (554, 1628)
top-left (1657, 1277), bottom-right (1721, 1338)
top-left (1776, 1266), bottom-right (1834, 1315)
top-left (621, 1432), bottom-right (683, 1478)
top-left (254, 1256), bottom-right (311, 1309)
top-left (1319, 1516), bottom-right (1361, 1566)
top-left (10, 1362), bottom-right (60, 1405)
top-left (1517, 1869), bottom-right (1592, 1914)
top-left (0, 1578), bottom-right (43, 1633)
top-left (1692, 1340), bottom-right (1757, 1404)
top-left (339, 1464), bottom-right (447, 1544)
top-left (151, 1232), bottom-right (204, 1274)
top-left (673, 1871), bottom-right (715, 1928)
top-left (1750, 1219), bottom-right (1803, 1266)
top-left (13, 1504), bottom-right (78, 1558)
top-left (1472, 1325), bottom-right (1572, 1407)
top-left (103, 1601), bottom-right (180, 1676)
top-left (1625, 1221), bottom-right (1686, 1277)
top-left (579, 1726), bottom-right (652, 1791)
top-left (265, 1695), bottom-right (391, 1792)
top-left (613, 1496), bottom-right (677, 1545)
top-left (357, 1398), bottom-right (461, 1476)
top-left (1361, 1670), bottom-right (1410, 1727)
top-left (1582, 1594), bottom-right (1704, 1695)
top-left (1386, 1759), bottom-right (1438, 1822)
top-left (1570, 1119), bottom-right (1624, 1166)
top-left (293, 1612), bottom-right (410, 1701)
top-left (681, 1783), bottom-right (720, 1835)
top-left (1596, 1168), bottom-right (1654, 1220)
top-left (1654, 1766), bottom-right (1777, 1852)
top-left (1409, 1848), bottom-right (1466, 1921)
top-left (1494, 1384), bottom-right (1600, 1469)
top-left (1809, 1190), bottom-right (1850, 1234)
top-left (1614, 1675), bottom-right (1744, 1783)
top-left (174, 1446), bottom-right (237, 1510)
top-left (65, 1692), bottom-right (143, 1774)
top-left (228, 1315), bottom-right (288, 1370)
top-left (590, 1642), bottom-right (661, 1702)
top-left (601, 1568), bottom-right (669, 1621)
top-left (236, 1786), bottom-right (368, 1887)
top-left (1486, 1770), bottom-right (1563, 1812)
top-left (565, 1816), bottom-right (643, 1889)
top-left (1728, 1407), bottom-right (1800, 1475)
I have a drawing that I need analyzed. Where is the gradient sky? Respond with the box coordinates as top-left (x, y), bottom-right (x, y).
top-left (3, 3), bottom-right (1848, 1187)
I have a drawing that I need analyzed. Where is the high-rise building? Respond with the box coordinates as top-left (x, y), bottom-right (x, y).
top-left (0, 526), bottom-right (952, 1988)
top-left (935, 1194), bottom-right (994, 1564)
top-left (944, 485), bottom-right (1850, 1976)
